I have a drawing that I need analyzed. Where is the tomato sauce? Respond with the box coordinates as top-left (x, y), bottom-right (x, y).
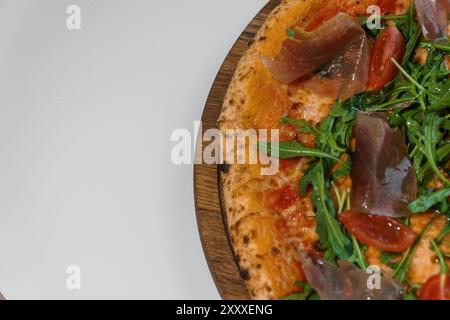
top-left (279, 124), bottom-right (298, 142)
top-left (305, 5), bottom-right (341, 31)
top-left (305, 0), bottom-right (368, 31)
top-left (266, 185), bottom-right (299, 212)
top-left (279, 158), bottom-right (300, 172)
top-left (378, 0), bottom-right (399, 14)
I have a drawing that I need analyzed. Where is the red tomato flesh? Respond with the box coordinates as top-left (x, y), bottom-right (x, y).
top-left (419, 275), bottom-right (450, 300)
top-left (305, 0), bottom-right (367, 31)
top-left (265, 185), bottom-right (298, 212)
top-left (306, 5), bottom-right (341, 31)
top-left (378, 0), bottom-right (399, 14)
top-left (340, 211), bottom-right (416, 252)
top-left (368, 25), bottom-right (406, 90)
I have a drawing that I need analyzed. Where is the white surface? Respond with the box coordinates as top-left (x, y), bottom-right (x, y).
top-left (0, 0), bottom-right (267, 299)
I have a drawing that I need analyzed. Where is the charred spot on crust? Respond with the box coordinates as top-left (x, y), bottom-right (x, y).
top-left (243, 235), bottom-right (250, 244)
top-left (271, 247), bottom-right (281, 255)
top-left (240, 269), bottom-right (250, 280)
top-left (248, 39), bottom-right (254, 47)
top-left (220, 163), bottom-right (230, 174)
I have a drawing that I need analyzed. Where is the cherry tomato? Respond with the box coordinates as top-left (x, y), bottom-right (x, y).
top-left (340, 211), bottom-right (416, 252)
top-left (419, 275), bottom-right (450, 300)
top-left (368, 25), bottom-right (406, 90)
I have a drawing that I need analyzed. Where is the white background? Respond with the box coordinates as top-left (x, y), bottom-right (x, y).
top-left (0, 0), bottom-right (267, 299)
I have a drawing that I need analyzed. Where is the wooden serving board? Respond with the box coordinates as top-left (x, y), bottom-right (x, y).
top-left (194, 0), bottom-right (280, 300)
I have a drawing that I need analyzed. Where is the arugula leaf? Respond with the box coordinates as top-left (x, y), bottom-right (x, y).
top-left (408, 187), bottom-right (450, 213)
top-left (292, 98), bottom-right (358, 261)
top-left (393, 218), bottom-right (435, 282)
top-left (406, 113), bottom-right (450, 186)
top-left (398, 0), bottom-right (420, 65)
top-left (281, 117), bottom-right (346, 153)
top-left (300, 160), bottom-right (352, 260)
top-left (396, 0), bottom-right (415, 38)
top-left (282, 281), bottom-right (317, 300)
top-left (332, 183), bottom-right (368, 269)
top-left (380, 251), bottom-right (401, 266)
top-left (430, 240), bottom-right (449, 275)
top-left (349, 235), bottom-right (368, 269)
top-left (264, 141), bottom-right (350, 168)
top-left (403, 291), bottom-right (418, 300)
top-left (287, 28), bottom-right (296, 38)
top-left (436, 220), bottom-right (450, 243)
top-left (307, 293), bottom-right (321, 300)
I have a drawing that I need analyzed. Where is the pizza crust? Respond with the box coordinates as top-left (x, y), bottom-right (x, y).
top-left (219, 0), bottom-right (328, 300)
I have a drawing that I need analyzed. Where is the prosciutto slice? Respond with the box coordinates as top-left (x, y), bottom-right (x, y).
top-left (351, 112), bottom-right (418, 217)
top-left (415, 0), bottom-right (450, 42)
top-left (299, 252), bottom-right (404, 300)
top-left (263, 13), bottom-right (369, 97)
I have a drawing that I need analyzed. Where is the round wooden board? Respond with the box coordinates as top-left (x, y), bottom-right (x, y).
top-left (194, 0), bottom-right (280, 300)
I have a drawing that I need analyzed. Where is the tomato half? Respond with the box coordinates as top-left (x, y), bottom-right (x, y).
top-left (419, 275), bottom-right (450, 300)
top-left (368, 25), bottom-right (406, 90)
top-left (340, 211), bottom-right (416, 252)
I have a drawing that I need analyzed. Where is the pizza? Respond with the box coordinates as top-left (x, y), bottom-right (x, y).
top-left (219, 0), bottom-right (450, 300)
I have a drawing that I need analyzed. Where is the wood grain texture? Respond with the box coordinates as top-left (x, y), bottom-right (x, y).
top-left (194, 0), bottom-right (280, 300)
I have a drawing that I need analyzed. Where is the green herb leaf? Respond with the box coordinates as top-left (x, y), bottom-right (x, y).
top-left (300, 161), bottom-right (352, 260)
top-left (287, 28), bottom-right (296, 38)
top-left (436, 220), bottom-right (450, 243)
top-left (264, 141), bottom-right (351, 168)
top-left (430, 240), bottom-right (448, 275)
top-left (393, 218), bottom-right (435, 282)
top-left (407, 113), bottom-right (450, 186)
top-left (282, 282), bottom-right (316, 300)
top-left (408, 187), bottom-right (450, 213)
